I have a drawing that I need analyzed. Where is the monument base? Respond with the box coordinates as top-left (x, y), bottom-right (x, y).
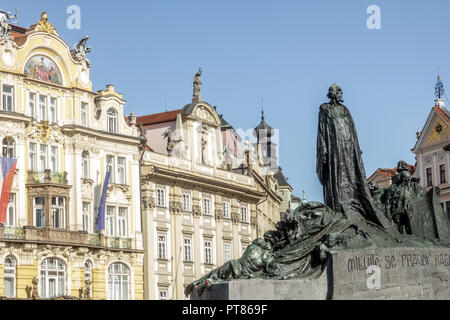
top-left (190, 247), bottom-right (450, 300)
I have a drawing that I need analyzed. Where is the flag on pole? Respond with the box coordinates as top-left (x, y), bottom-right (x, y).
top-left (96, 171), bottom-right (111, 231)
top-left (0, 157), bottom-right (17, 224)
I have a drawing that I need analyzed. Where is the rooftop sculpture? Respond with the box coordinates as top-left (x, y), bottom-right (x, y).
top-left (0, 9), bottom-right (18, 42)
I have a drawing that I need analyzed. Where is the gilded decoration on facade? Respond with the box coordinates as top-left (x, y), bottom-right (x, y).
top-left (35, 12), bottom-right (57, 35)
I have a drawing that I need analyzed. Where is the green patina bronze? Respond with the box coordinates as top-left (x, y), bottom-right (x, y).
top-left (184, 84), bottom-right (450, 297)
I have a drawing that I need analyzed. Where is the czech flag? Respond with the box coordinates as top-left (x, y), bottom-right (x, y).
top-left (0, 157), bottom-right (17, 224)
top-left (96, 171), bottom-right (111, 231)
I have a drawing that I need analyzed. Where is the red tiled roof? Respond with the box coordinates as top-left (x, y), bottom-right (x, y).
top-left (136, 109), bottom-right (182, 126)
top-left (434, 106), bottom-right (450, 123)
top-left (375, 164), bottom-right (416, 177)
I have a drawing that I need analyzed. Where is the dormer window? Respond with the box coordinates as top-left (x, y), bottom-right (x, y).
top-left (107, 108), bottom-right (118, 134)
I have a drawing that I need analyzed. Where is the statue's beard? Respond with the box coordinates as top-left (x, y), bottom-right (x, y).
top-left (330, 95), bottom-right (344, 104)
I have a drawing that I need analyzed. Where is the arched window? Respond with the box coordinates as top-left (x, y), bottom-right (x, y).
top-left (84, 260), bottom-right (92, 298)
top-left (40, 258), bottom-right (66, 298)
top-left (2, 137), bottom-right (15, 158)
top-left (81, 151), bottom-right (89, 179)
top-left (107, 108), bottom-right (118, 134)
top-left (107, 262), bottom-right (129, 300)
top-left (4, 256), bottom-right (16, 298)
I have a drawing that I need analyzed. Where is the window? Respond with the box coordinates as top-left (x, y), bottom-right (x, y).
top-left (159, 289), bottom-right (168, 300)
top-left (158, 235), bottom-right (167, 259)
top-left (107, 108), bottom-right (118, 134)
top-left (183, 238), bottom-right (192, 262)
top-left (51, 146), bottom-right (58, 172)
top-left (84, 260), bottom-right (92, 298)
top-left (118, 207), bottom-right (127, 238)
top-left (156, 188), bottom-right (166, 207)
top-left (240, 206), bottom-right (248, 223)
top-left (106, 155), bottom-right (115, 184)
top-left (82, 151), bottom-right (89, 179)
top-left (224, 242), bottom-right (232, 263)
top-left (223, 201), bottom-right (230, 219)
top-left (2, 85), bottom-right (13, 112)
top-left (34, 197), bottom-right (45, 227)
top-left (182, 193), bottom-right (191, 211)
top-left (107, 263), bottom-right (129, 300)
top-left (29, 143), bottom-right (37, 171)
top-left (117, 157), bottom-right (126, 185)
top-left (106, 206), bottom-right (115, 236)
top-left (49, 98), bottom-right (56, 123)
top-left (82, 202), bottom-right (90, 233)
top-left (40, 258), bottom-right (66, 298)
top-left (426, 168), bottom-right (433, 187)
top-left (7, 194), bottom-right (15, 227)
top-left (204, 240), bottom-right (213, 264)
top-left (4, 256), bottom-right (16, 298)
top-left (203, 198), bottom-right (211, 216)
top-left (81, 102), bottom-right (88, 126)
top-left (52, 197), bottom-right (65, 229)
top-left (440, 164), bottom-right (446, 184)
top-left (29, 93), bottom-right (36, 118)
top-left (39, 145), bottom-right (48, 171)
top-left (2, 137), bottom-right (15, 158)
top-left (39, 95), bottom-right (47, 121)
top-left (446, 202), bottom-right (450, 220)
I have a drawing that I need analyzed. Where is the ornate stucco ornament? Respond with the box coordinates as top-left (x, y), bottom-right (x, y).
top-left (35, 12), bottom-right (58, 35)
top-left (27, 121), bottom-right (63, 144)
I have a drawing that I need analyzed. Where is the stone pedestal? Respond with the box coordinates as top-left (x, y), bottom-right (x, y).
top-left (190, 247), bottom-right (450, 300)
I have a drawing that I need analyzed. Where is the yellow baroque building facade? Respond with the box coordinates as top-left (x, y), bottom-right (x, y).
top-left (0, 13), bottom-right (144, 299)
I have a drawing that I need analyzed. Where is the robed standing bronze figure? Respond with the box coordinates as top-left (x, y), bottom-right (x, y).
top-left (316, 84), bottom-right (394, 231)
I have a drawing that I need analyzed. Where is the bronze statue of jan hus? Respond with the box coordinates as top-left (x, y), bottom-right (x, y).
top-left (316, 84), bottom-right (395, 233)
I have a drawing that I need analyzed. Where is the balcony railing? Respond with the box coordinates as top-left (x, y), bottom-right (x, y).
top-left (4, 226), bottom-right (25, 240)
top-left (27, 170), bottom-right (68, 185)
top-left (107, 237), bottom-right (132, 249)
top-left (0, 225), bottom-right (135, 250)
top-left (88, 233), bottom-right (101, 246)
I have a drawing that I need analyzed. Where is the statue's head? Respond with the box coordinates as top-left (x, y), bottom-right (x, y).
top-left (397, 160), bottom-right (408, 172)
top-left (327, 84), bottom-right (344, 104)
top-left (40, 12), bottom-right (48, 23)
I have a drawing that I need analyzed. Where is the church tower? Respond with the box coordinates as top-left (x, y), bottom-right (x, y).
top-left (253, 110), bottom-right (278, 170)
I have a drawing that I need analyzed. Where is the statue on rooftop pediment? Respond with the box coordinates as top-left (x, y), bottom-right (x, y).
top-left (72, 35), bottom-right (92, 67)
top-left (36, 12), bottom-right (57, 35)
top-left (0, 9), bottom-right (18, 42)
top-left (193, 68), bottom-right (203, 103)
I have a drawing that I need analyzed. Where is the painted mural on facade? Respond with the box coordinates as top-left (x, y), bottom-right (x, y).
top-left (24, 55), bottom-right (62, 85)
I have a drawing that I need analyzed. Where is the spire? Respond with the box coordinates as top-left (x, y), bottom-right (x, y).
top-left (435, 75), bottom-right (445, 109)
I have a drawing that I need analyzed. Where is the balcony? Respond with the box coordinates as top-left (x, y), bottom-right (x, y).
top-left (0, 225), bottom-right (135, 250)
top-left (27, 169), bottom-right (68, 185)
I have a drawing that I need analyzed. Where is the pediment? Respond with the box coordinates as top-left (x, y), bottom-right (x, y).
top-left (416, 110), bottom-right (449, 151)
top-left (182, 102), bottom-right (221, 127)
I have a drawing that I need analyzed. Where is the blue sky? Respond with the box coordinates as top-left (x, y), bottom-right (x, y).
top-left (4, 0), bottom-right (450, 201)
